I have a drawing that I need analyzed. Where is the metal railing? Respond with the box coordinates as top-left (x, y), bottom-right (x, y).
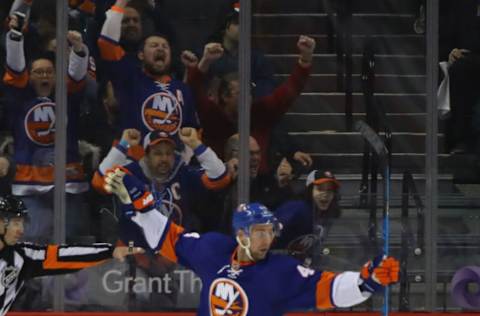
top-left (399, 171), bottom-right (425, 311)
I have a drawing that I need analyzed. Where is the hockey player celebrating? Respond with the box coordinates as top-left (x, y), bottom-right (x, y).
top-left (105, 168), bottom-right (399, 315)
top-left (0, 195), bottom-right (144, 316)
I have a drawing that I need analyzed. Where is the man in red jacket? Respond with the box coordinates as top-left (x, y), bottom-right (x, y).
top-left (181, 35), bottom-right (315, 174)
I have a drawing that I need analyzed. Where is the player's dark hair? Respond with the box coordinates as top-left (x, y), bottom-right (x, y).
top-left (138, 33), bottom-right (172, 52)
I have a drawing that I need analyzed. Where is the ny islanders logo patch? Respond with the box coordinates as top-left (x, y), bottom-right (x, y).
top-left (141, 90), bottom-right (183, 134)
top-left (209, 278), bottom-right (248, 316)
top-left (24, 102), bottom-right (56, 146)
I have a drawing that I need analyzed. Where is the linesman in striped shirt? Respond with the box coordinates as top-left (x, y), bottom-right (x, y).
top-left (0, 195), bottom-right (144, 316)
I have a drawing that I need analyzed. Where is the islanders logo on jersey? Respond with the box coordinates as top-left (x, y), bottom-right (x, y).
top-left (209, 278), bottom-right (249, 316)
top-left (141, 90), bottom-right (183, 134)
top-left (24, 102), bottom-right (56, 146)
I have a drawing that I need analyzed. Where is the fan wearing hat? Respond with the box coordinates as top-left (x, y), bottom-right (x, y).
top-left (92, 126), bottom-right (232, 306)
top-left (306, 170), bottom-right (340, 213)
top-left (93, 127), bottom-right (231, 231)
top-left (273, 170), bottom-right (341, 251)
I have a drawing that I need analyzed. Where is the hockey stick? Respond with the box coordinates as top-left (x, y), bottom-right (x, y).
top-left (354, 120), bottom-right (388, 159)
top-left (354, 120), bottom-right (391, 316)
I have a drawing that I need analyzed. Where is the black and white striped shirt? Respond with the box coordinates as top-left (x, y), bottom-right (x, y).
top-left (0, 242), bottom-right (113, 316)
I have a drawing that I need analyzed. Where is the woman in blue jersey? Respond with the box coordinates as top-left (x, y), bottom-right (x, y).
top-left (274, 170), bottom-right (373, 269)
top-left (273, 169), bottom-right (341, 252)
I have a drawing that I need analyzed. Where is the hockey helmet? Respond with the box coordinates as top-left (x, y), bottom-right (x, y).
top-left (0, 195), bottom-right (29, 221)
top-left (232, 202), bottom-right (281, 235)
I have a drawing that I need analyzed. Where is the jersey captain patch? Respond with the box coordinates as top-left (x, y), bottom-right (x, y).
top-left (209, 278), bottom-right (249, 316)
top-left (141, 90), bottom-right (183, 134)
top-left (24, 102), bottom-right (56, 146)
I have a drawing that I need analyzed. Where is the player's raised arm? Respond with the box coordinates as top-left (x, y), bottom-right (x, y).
top-left (104, 168), bottom-right (185, 261)
top-left (97, 0), bottom-right (129, 61)
top-left (3, 14), bottom-right (27, 88)
top-left (179, 127), bottom-right (231, 190)
top-left (67, 30), bottom-right (89, 82)
top-left (283, 253), bottom-right (399, 310)
top-left (0, 195), bottom-right (144, 279)
top-left (27, 242), bottom-right (144, 277)
top-left (91, 128), bottom-right (140, 193)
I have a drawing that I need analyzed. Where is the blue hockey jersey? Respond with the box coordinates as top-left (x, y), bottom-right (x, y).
top-left (2, 34), bottom-right (89, 195)
top-left (274, 200), bottom-right (314, 248)
top-left (2, 85), bottom-right (87, 195)
top-left (97, 5), bottom-right (199, 137)
top-left (121, 205), bottom-right (370, 316)
top-left (93, 142), bottom-right (230, 231)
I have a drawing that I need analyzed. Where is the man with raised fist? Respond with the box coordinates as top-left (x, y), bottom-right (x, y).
top-left (3, 12), bottom-right (90, 242)
top-left (182, 35), bottom-right (315, 175)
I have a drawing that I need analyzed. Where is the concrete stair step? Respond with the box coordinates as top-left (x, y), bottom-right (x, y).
top-left (275, 73), bottom-right (425, 93)
top-left (253, 34), bottom-right (425, 55)
top-left (306, 153), bottom-right (472, 175)
top-left (287, 132), bottom-right (442, 153)
top-left (307, 212), bottom-right (480, 237)
top-left (351, 0), bottom-right (417, 14)
top-left (268, 54), bottom-right (425, 76)
top-left (291, 93), bottom-right (426, 114)
top-left (253, 14), bottom-right (416, 36)
top-left (283, 112), bottom-right (429, 133)
top-left (250, 0), bottom-right (435, 178)
top-left (253, 0), bottom-right (322, 14)
top-left (253, 0), bottom-right (417, 14)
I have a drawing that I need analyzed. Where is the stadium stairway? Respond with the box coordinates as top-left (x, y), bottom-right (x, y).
top-left (252, 0), bottom-right (477, 198)
top-left (252, 5), bottom-right (480, 308)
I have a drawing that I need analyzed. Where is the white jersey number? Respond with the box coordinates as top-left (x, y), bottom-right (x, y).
top-left (297, 265), bottom-right (315, 278)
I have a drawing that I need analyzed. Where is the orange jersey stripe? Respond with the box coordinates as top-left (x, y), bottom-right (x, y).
top-left (132, 191), bottom-right (155, 210)
top-left (98, 37), bottom-right (125, 61)
top-left (128, 144), bottom-right (145, 161)
top-left (43, 245), bottom-right (106, 270)
top-left (201, 173), bottom-right (232, 191)
top-left (111, 5), bottom-right (126, 13)
top-left (159, 222), bottom-right (184, 263)
top-left (3, 68), bottom-right (29, 88)
top-left (316, 271), bottom-right (336, 310)
top-left (78, 0), bottom-right (96, 14)
top-left (15, 163), bottom-right (85, 183)
top-left (91, 171), bottom-right (108, 194)
top-left (111, 140), bottom-right (145, 161)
